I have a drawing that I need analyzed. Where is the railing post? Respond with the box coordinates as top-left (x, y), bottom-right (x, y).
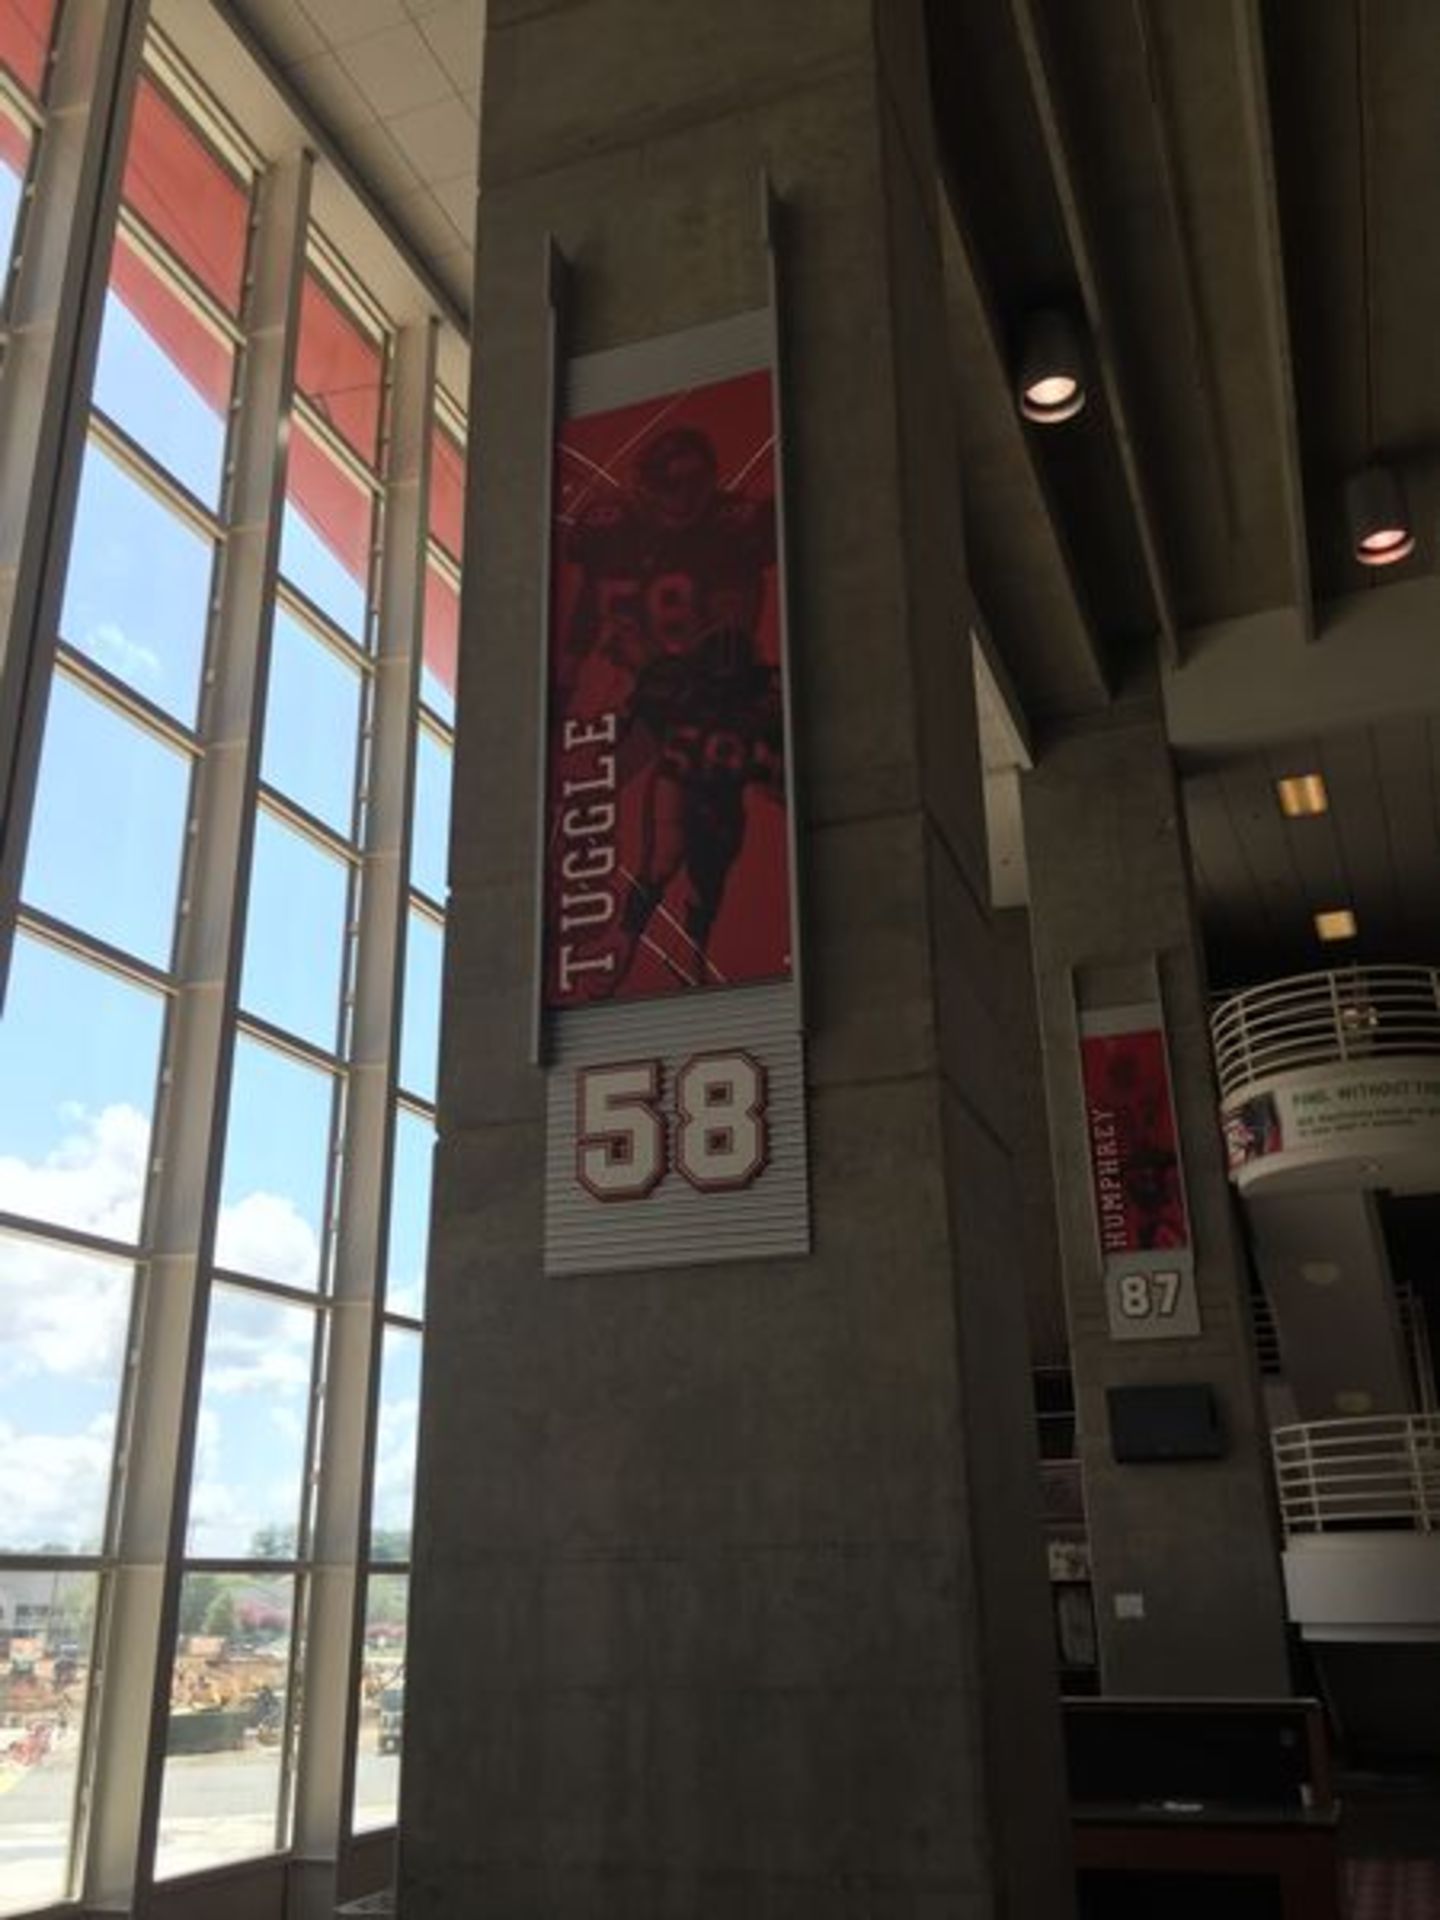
top-left (1407, 1417), bottom-right (1430, 1533)
top-left (1245, 1001), bottom-right (1257, 1084)
top-left (1327, 969), bottom-right (1344, 1062)
top-left (1306, 1425), bottom-right (1321, 1533)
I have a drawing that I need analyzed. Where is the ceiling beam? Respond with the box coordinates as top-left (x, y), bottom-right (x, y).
top-left (1231, 0), bottom-right (1315, 644)
top-left (1007, 0), bottom-right (1183, 667)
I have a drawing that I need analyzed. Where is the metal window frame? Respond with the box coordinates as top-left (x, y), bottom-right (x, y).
top-left (286, 316), bottom-right (436, 1920)
top-left (406, 711), bottom-right (453, 914)
top-left (79, 139), bottom-right (314, 1911)
top-left (0, 76), bottom-right (43, 331)
top-left (0, 0), bottom-right (150, 1013)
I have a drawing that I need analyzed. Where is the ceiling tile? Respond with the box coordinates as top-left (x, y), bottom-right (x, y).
top-left (386, 93), bottom-right (478, 184)
top-left (301, 0), bottom-right (411, 40)
top-left (242, 0), bottom-right (326, 64)
top-left (339, 21), bottom-right (453, 118)
top-left (229, 0), bottom-right (478, 322)
top-left (416, 1), bottom-right (483, 103)
top-left (388, 186), bottom-right (464, 257)
top-left (285, 50), bottom-right (378, 133)
top-left (344, 120), bottom-right (426, 201)
top-left (430, 170), bottom-right (476, 234)
top-left (431, 248), bottom-right (472, 315)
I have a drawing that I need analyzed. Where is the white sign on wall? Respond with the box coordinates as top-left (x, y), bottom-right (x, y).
top-left (1223, 1062), bottom-right (1440, 1195)
top-left (1103, 1260), bottom-right (1201, 1342)
top-left (544, 987), bottom-right (808, 1276)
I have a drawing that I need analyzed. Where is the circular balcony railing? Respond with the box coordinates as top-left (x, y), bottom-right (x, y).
top-left (1211, 965), bottom-right (1440, 1103)
top-left (1272, 1413), bottom-right (1440, 1537)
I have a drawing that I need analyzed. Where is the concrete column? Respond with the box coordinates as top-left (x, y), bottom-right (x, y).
top-left (1247, 1191), bottom-right (1413, 1422)
top-left (402, 4), bottom-right (1072, 1916)
top-left (1022, 689), bottom-right (1292, 1696)
top-left (994, 908), bottom-right (1068, 1369)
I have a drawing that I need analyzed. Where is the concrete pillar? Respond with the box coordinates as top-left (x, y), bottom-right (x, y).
top-left (1247, 1191), bottom-right (1414, 1422)
top-left (401, 3), bottom-right (1072, 1916)
top-left (994, 908), bottom-right (1068, 1370)
top-left (1022, 690), bottom-right (1293, 1696)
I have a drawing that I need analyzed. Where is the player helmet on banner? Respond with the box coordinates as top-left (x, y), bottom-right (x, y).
top-left (634, 426), bottom-right (718, 528)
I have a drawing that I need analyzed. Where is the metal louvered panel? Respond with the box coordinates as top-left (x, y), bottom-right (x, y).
top-left (544, 983), bottom-right (809, 1275)
top-left (566, 308), bottom-right (773, 416)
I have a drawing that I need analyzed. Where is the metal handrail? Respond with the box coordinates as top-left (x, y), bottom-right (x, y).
top-left (1271, 1413), bottom-right (1440, 1536)
top-left (1212, 965), bottom-right (1440, 1102)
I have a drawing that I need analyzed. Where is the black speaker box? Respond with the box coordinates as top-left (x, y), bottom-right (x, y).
top-left (1106, 1383), bottom-right (1223, 1463)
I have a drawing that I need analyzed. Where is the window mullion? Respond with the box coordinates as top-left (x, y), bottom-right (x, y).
top-left (0, 0), bottom-right (148, 1009)
top-left (287, 317), bottom-right (436, 1914)
top-left (81, 146), bottom-right (314, 1914)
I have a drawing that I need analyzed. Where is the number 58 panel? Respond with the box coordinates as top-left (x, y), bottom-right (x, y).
top-left (543, 984), bottom-right (810, 1276)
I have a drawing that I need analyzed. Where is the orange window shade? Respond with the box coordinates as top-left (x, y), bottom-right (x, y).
top-left (289, 420), bottom-right (373, 588)
top-left (429, 424), bottom-right (465, 562)
top-left (109, 228), bottom-right (232, 415)
top-left (423, 561), bottom-right (458, 701)
top-left (0, 0), bottom-right (58, 101)
top-left (122, 75), bottom-right (249, 315)
top-left (296, 269), bottom-right (383, 469)
top-left (0, 100), bottom-right (30, 175)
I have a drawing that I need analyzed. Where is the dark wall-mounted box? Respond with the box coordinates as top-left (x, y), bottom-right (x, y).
top-left (1106, 1383), bottom-right (1224, 1463)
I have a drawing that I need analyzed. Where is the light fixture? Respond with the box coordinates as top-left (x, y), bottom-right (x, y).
top-left (1275, 773), bottom-right (1328, 818)
top-left (1017, 308), bottom-right (1087, 424)
top-left (1315, 908), bottom-right (1357, 942)
top-left (1345, 465), bottom-right (1415, 566)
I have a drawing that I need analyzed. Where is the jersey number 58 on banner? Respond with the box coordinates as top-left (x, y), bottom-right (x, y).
top-left (576, 1053), bottom-right (768, 1201)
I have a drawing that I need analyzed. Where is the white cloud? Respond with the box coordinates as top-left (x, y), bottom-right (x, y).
top-left (0, 1108), bottom-right (141, 1386)
top-left (0, 1098), bottom-right (316, 1341)
top-left (0, 1243), bottom-right (130, 1385)
top-left (185, 1405), bottom-right (240, 1550)
top-left (0, 1095), bottom-right (321, 1294)
top-left (0, 1413), bottom-right (116, 1551)
top-left (203, 1324), bottom-right (312, 1398)
top-left (269, 1404), bottom-right (306, 1443)
top-left (214, 1190), bottom-right (320, 1292)
top-left (0, 1097), bottom-right (419, 1559)
top-left (371, 1390), bottom-right (418, 1533)
top-left (385, 1275), bottom-right (423, 1320)
top-left (0, 1100), bottom-right (150, 1248)
top-left (84, 620), bottom-right (162, 688)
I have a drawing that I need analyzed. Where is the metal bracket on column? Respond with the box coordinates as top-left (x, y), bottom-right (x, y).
top-left (530, 234), bottom-right (569, 1067)
top-left (761, 171), bottom-right (807, 1028)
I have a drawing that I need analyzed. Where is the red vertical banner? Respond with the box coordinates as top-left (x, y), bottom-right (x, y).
top-left (543, 368), bottom-right (792, 1010)
top-left (1080, 1026), bottom-right (1191, 1256)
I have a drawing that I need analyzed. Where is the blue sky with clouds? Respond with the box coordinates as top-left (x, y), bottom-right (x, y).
top-left (0, 228), bottom-right (437, 1559)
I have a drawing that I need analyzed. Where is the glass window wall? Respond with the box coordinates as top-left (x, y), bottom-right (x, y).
top-left (0, 21), bottom-right (463, 1910)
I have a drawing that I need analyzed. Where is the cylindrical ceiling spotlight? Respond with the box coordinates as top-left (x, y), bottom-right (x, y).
top-left (1345, 465), bottom-right (1415, 567)
top-left (1017, 308), bottom-right (1087, 424)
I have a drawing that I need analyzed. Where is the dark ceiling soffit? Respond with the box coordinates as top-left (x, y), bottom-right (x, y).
top-left (1162, 575), bottom-right (1440, 762)
top-left (1232, 0), bottom-right (1314, 644)
top-left (1007, 0), bottom-right (1181, 668)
